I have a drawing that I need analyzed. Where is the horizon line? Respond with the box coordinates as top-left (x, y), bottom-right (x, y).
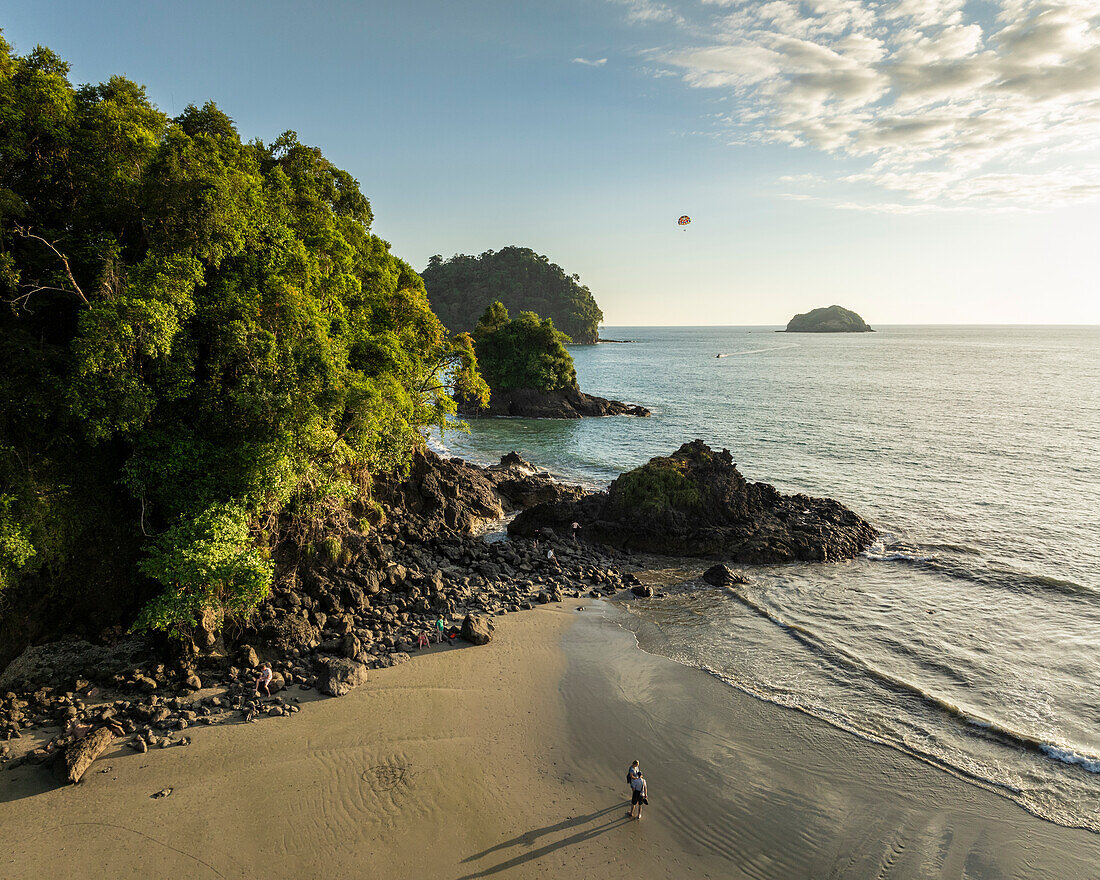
top-left (594, 323), bottom-right (1100, 328)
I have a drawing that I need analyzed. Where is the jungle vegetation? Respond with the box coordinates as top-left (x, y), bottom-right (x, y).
top-left (467, 302), bottom-right (577, 401)
top-left (421, 247), bottom-right (604, 344)
top-left (0, 36), bottom-right (487, 641)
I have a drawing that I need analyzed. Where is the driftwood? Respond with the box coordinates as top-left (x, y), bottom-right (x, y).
top-left (57, 727), bottom-right (113, 784)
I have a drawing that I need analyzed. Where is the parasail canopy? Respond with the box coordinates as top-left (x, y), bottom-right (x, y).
top-left (677, 215), bottom-right (691, 226)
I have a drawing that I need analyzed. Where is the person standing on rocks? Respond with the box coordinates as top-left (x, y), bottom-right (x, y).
top-left (572, 521), bottom-right (580, 542)
top-left (255, 663), bottom-right (273, 698)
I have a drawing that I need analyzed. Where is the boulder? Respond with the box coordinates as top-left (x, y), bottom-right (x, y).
top-left (58, 726), bottom-right (113, 784)
top-left (460, 615), bottom-right (494, 646)
top-left (341, 633), bottom-right (362, 659)
top-left (315, 658), bottom-right (369, 697)
top-left (260, 616), bottom-right (318, 654)
top-left (239, 645), bottom-right (260, 669)
top-left (630, 585), bottom-right (653, 598)
top-left (702, 564), bottom-right (750, 587)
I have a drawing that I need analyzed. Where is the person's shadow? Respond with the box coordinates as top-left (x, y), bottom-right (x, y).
top-left (456, 801), bottom-right (633, 879)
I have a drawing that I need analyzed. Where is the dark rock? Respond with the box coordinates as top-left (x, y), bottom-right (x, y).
top-left (702, 564), bottom-right (750, 587)
top-left (134, 674), bottom-right (158, 693)
top-left (461, 387), bottom-right (650, 420)
top-left (510, 440), bottom-right (876, 563)
top-left (630, 585), bottom-right (653, 598)
top-left (341, 634), bottom-right (362, 659)
top-left (260, 616), bottom-right (318, 654)
top-left (459, 615), bottom-right (494, 646)
top-left (315, 658), bottom-right (369, 697)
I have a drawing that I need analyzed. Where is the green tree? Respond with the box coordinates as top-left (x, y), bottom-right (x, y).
top-left (0, 35), bottom-right (479, 641)
top-left (468, 302), bottom-right (577, 400)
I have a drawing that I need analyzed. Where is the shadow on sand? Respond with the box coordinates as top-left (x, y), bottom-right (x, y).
top-left (457, 801), bottom-right (634, 879)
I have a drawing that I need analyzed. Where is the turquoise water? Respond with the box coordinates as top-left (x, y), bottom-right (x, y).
top-left (438, 325), bottom-right (1100, 831)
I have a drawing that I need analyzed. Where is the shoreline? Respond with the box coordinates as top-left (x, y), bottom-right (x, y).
top-left (4, 602), bottom-right (1099, 879)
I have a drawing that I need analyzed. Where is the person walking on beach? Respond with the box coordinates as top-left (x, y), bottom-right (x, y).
top-left (628, 772), bottom-right (648, 820)
top-left (254, 663), bottom-right (273, 698)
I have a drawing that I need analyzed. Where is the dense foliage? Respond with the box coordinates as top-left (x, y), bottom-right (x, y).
top-left (469, 302), bottom-right (577, 398)
top-left (608, 456), bottom-right (702, 515)
top-left (0, 36), bottom-right (486, 639)
top-left (422, 246), bottom-right (604, 344)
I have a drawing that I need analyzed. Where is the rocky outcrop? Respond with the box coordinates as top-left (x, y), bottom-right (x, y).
top-left (783, 305), bottom-right (873, 333)
top-left (460, 387), bottom-right (650, 420)
top-left (510, 440), bottom-right (877, 562)
top-left (0, 636), bottom-right (155, 693)
top-left (374, 448), bottom-right (585, 532)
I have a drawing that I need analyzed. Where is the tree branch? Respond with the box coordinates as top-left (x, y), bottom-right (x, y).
top-left (11, 225), bottom-right (90, 306)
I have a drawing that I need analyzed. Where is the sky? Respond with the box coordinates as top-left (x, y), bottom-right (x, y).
top-left (4, 0), bottom-right (1099, 325)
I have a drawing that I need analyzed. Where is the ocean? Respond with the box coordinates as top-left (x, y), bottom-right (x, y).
top-left (435, 325), bottom-right (1100, 832)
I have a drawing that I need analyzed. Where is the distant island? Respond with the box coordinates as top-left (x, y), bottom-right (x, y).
top-left (459, 302), bottom-right (649, 419)
top-left (783, 305), bottom-right (874, 333)
top-left (422, 246), bottom-right (604, 344)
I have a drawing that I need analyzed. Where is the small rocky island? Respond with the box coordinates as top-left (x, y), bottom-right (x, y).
top-left (783, 305), bottom-right (873, 333)
top-left (510, 440), bottom-right (877, 562)
top-left (459, 301), bottom-right (649, 419)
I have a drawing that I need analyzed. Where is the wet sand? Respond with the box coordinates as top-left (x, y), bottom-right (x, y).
top-left (1, 602), bottom-right (1097, 879)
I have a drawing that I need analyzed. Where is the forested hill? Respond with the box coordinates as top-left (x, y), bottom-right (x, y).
top-left (421, 247), bottom-right (604, 344)
top-left (0, 37), bottom-right (485, 662)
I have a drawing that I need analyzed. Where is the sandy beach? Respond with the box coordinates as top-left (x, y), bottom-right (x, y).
top-left (2, 601), bottom-right (1098, 879)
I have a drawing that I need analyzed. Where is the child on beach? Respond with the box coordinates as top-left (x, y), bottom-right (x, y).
top-left (254, 663), bottom-right (273, 697)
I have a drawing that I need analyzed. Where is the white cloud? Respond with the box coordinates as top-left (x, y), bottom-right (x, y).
top-left (573, 57), bottom-right (609, 66)
top-left (618, 0), bottom-right (1100, 209)
top-left (611, 0), bottom-right (682, 25)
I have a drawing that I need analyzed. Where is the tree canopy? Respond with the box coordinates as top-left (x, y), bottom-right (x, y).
top-left (422, 246), bottom-right (604, 344)
top-left (469, 302), bottom-right (577, 398)
top-left (0, 35), bottom-right (484, 640)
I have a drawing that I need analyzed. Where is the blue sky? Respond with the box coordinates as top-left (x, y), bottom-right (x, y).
top-left (4, 0), bottom-right (1099, 324)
